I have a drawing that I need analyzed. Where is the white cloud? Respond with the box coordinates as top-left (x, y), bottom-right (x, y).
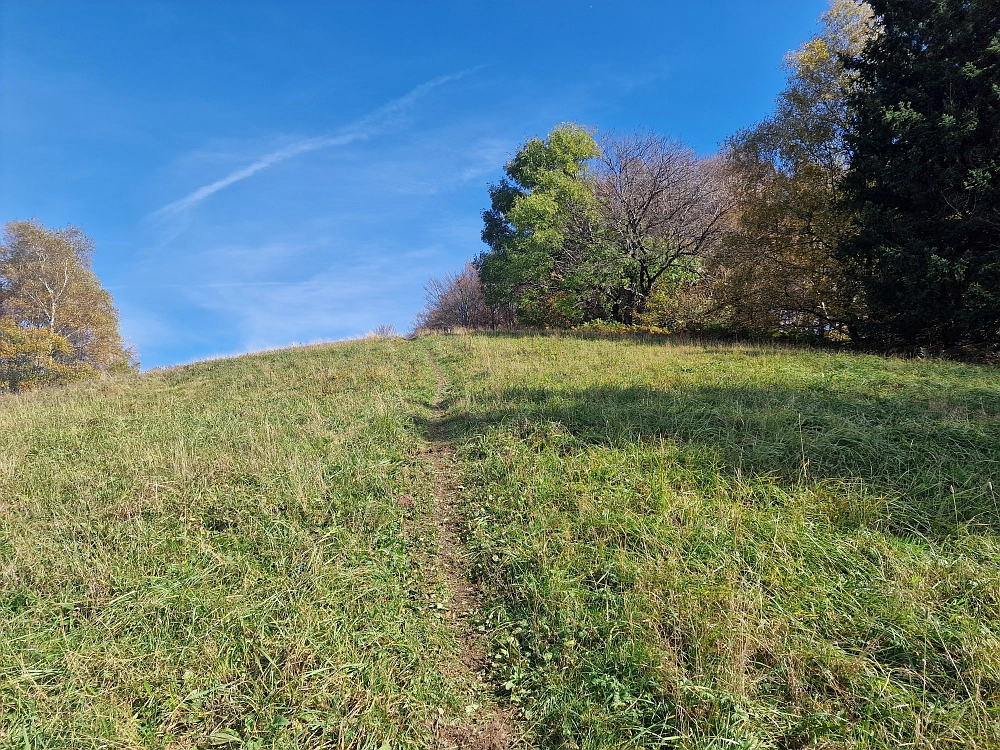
top-left (184, 256), bottom-right (427, 350)
top-left (153, 69), bottom-right (475, 217)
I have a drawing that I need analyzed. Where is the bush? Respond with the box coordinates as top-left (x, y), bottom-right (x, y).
top-left (0, 321), bottom-right (96, 392)
top-left (416, 263), bottom-right (517, 332)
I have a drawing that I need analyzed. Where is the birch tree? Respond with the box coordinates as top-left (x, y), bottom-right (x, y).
top-left (1, 220), bottom-right (136, 370)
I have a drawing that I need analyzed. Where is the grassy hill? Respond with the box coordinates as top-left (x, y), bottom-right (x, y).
top-left (2, 335), bottom-right (998, 748)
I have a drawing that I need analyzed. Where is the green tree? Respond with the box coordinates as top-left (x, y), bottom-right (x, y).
top-left (1, 220), bottom-right (137, 370)
top-left (479, 125), bottom-right (730, 327)
top-left (715, 0), bottom-right (874, 337)
top-left (840, 0), bottom-right (1000, 350)
top-left (478, 124), bottom-right (603, 326)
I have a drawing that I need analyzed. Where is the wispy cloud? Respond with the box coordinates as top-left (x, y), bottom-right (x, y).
top-left (180, 250), bottom-right (430, 351)
top-left (154, 69), bottom-right (474, 217)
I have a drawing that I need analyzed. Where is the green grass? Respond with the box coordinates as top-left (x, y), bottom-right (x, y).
top-left (424, 334), bottom-right (1000, 749)
top-left (0, 341), bottom-right (469, 748)
top-left (2, 333), bottom-right (999, 748)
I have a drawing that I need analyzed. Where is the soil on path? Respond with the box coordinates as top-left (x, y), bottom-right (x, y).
top-left (417, 354), bottom-right (518, 750)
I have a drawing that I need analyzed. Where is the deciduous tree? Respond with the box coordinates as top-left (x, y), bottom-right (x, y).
top-left (0, 220), bottom-right (136, 370)
top-left (416, 262), bottom-right (516, 332)
top-left (0, 321), bottom-right (95, 392)
top-left (593, 134), bottom-right (733, 323)
top-left (478, 124), bottom-right (603, 326)
top-left (478, 125), bottom-right (732, 327)
top-left (714, 0), bottom-right (874, 337)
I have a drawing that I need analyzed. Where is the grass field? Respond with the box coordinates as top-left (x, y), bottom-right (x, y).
top-left (2, 334), bottom-right (999, 748)
top-left (429, 334), bottom-right (1000, 749)
top-left (0, 341), bottom-right (475, 748)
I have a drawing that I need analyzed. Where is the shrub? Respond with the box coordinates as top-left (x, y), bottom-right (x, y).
top-left (0, 321), bottom-right (96, 392)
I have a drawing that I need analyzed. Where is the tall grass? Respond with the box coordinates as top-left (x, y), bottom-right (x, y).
top-left (3, 333), bottom-right (998, 748)
top-left (0, 341), bottom-right (465, 748)
top-left (426, 334), bottom-right (1000, 748)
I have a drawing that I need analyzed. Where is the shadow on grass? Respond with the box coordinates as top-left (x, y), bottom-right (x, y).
top-left (439, 381), bottom-right (1000, 535)
top-left (453, 328), bottom-right (854, 354)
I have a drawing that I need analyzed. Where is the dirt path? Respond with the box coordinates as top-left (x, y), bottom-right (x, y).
top-left (419, 352), bottom-right (517, 750)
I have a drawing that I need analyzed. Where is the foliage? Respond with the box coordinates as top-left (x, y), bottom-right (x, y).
top-left (715, 0), bottom-right (874, 338)
top-left (0, 321), bottom-right (95, 392)
top-left (478, 123), bottom-right (603, 326)
top-left (416, 262), bottom-right (517, 332)
top-left (593, 136), bottom-right (733, 324)
top-left (633, 260), bottom-right (711, 332)
top-left (1, 220), bottom-right (137, 371)
top-left (478, 126), bottom-right (732, 328)
top-left (840, 0), bottom-right (1000, 351)
top-left (426, 332), bottom-right (1000, 748)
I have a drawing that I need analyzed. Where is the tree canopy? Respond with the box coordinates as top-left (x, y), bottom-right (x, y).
top-left (478, 123), bottom-right (602, 326)
top-left (840, 0), bottom-right (1000, 350)
top-left (715, 0), bottom-right (874, 337)
top-left (0, 220), bottom-right (135, 389)
top-left (0, 321), bottom-right (95, 392)
top-left (477, 125), bottom-right (731, 328)
top-left (594, 134), bottom-right (732, 323)
top-left (441, 0), bottom-right (1000, 356)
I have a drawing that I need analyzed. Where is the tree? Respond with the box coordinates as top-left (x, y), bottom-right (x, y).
top-left (0, 220), bottom-right (136, 370)
top-left (840, 0), bottom-right (1000, 350)
top-left (0, 321), bottom-right (95, 392)
top-left (593, 134), bottom-right (733, 323)
top-left (479, 125), bottom-right (732, 327)
top-left (714, 0), bottom-right (874, 337)
top-left (478, 124), bottom-right (603, 326)
top-left (415, 262), bottom-right (516, 332)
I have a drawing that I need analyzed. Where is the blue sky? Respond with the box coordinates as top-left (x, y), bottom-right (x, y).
top-left (0, 0), bottom-right (828, 368)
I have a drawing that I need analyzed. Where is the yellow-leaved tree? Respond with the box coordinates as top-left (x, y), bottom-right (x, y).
top-left (712, 0), bottom-right (875, 338)
top-left (0, 220), bottom-right (136, 390)
top-left (0, 321), bottom-right (95, 392)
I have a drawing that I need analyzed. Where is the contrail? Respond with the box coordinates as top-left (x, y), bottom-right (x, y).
top-left (154, 70), bottom-right (473, 217)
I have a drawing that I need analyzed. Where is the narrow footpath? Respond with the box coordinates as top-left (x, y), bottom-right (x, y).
top-left (419, 351), bottom-right (517, 750)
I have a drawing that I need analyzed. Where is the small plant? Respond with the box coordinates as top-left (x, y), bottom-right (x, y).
top-left (368, 323), bottom-right (400, 338)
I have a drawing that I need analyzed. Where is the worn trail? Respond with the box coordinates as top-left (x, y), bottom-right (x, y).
top-left (419, 351), bottom-right (516, 750)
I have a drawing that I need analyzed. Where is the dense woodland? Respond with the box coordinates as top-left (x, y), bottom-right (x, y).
top-left (420, 0), bottom-right (1000, 357)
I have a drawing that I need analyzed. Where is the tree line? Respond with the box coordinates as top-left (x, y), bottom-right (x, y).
top-left (419, 0), bottom-right (1000, 356)
top-left (0, 220), bottom-right (135, 391)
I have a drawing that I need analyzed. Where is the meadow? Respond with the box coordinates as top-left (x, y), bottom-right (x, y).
top-left (2, 334), bottom-right (998, 748)
top-left (0, 341), bottom-right (482, 748)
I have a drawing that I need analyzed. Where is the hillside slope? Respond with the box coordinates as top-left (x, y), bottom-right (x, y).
top-left (428, 334), bottom-right (1000, 749)
top-left (0, 341), bottom-right (498, 748)
top-left (2, 335), bottom-right (999, 748)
